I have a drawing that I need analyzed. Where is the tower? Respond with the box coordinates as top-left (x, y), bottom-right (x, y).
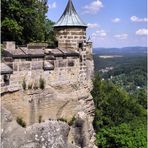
top-left (54, 0), bottom-right (87, 50)
top-left (54, 0), bottom-right (93, 81)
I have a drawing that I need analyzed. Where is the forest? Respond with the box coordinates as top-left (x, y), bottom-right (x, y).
top-left (94, 54), bottom-right (146, 93)
top-left (92, 51), bottom-right (147, 147)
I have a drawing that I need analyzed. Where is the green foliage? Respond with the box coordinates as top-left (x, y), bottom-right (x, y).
top-left (96, 119), bottom-right (147, 148)
top-left (94, 55), bottom-right (146, 94)
top-left (22, 79), bottom-right (26, 90)
top-left (39, 77), bottom-right (45, 90)
top-left (57, 118), bottom-right (68, 123)
top-left (33, 82), bottom-right (38, 90)
top-left (16, 117), bottom-right (26, 128)
top-left (44, 19), bottom-right (56, 46)
top-left (1, 44), bottom-right (5, 57)
top-left (39, 115), bottom-right (42, 123)
top-left (92, 75), bottom-right (147, 148)
top-left (68, 116), bottom-right (76, 126)
top-left (1, 0), bottom-right (55, 45)
top-left (134, 89), bottom-right (147, 109)
top-left (28, 83), bottom-right (33, 90)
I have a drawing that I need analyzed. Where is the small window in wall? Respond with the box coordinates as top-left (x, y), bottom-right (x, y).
top-left (78, 42), bottom-right (83, 49)
top-left (80, 56), bottom-right (83, 62)
top-left (55, 41), bottom-right (58, 48)
top-left (26, 58), bottom-right (32, 61)
top-left (68, 60), bottom-right (74, 67)
top-left (3, 75), bottom-right (10, 86)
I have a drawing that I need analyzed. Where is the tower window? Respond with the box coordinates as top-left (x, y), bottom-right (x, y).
top-left (55, 41), bottom-right (58, 48)
top-left (78, 42), bottom-right (83, 49)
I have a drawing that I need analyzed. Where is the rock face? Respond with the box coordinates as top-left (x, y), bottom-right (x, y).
top-left (1, 107), bottom-right (77, 148)
top-left (1, 80), bottom-right (97, 148)
top-left (1, 107), bottom-right (96, 148)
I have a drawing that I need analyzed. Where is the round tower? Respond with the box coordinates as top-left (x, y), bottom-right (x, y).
top-left (54, 0), bottom-right (87, 51)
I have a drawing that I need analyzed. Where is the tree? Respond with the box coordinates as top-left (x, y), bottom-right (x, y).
top-left (92, 75), bottom-right (147, 148)
top-left (1, 0), bottom-right (55, 45)
top-left (96, 119), bottom-right (147, 148)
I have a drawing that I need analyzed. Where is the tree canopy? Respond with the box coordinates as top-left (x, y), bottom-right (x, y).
top-left (2, 0), bottom-right (55, 45)
top-left (91, 75), bottom-right (147, 148)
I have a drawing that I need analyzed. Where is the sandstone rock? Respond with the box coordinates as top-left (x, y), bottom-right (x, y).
top-left (1, 81), bottom-right (97, 148)
top-left (1, 107), bottom-right (80, 148)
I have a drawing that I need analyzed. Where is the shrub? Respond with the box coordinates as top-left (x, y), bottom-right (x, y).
top-left (39, 77), bottom-right (45, 90)
top-left (39, 115), bottom-right (42, 123)
top-left (57, 118), bottom-right (67, 123)
top-left (33, 82), bottom-right (38, 90)
top-left (28, 83), bottom-right (33, 90)
top-left (22, 79), bottom-right (26, 90)
top-left (16, 117), bottom-right (26, 128)
top-left (68, 116), bottom-right (76, 126)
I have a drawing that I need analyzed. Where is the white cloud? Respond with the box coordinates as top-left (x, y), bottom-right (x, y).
top-left (112, 18), bottom-right (120, 23)
top-left (83, 0), bottom-right (103, 14)
top-left (92, 29), bottom-right (107, 38)
top-left (131, 16), bottom-right (147, 22)
top-left (96, 30), bottom-right (107, 37)
top-left (114, 34), bottom-right (128, 40)
top-left (87, 23), bottom-right (99, 29)
top-left (136, 29), bottom-right (148, 36)
top-left (48, 2), bottom-right (56, 9)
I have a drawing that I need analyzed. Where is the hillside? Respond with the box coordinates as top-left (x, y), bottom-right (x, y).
top-left (93, 47), bottom-right (147, 55)
top-left (92, 47), bottom-right (147, 147)
top-left (93, 48), bottom-right (147, 93)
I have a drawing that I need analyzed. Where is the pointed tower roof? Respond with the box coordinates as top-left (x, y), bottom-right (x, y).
top-left (54, 0), bottom-right (87, 28)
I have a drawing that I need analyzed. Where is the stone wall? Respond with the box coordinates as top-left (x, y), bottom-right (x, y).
top-left (54, 27), bottom-right (86, 50)
top-left (2, 56), bottom-right (81, 90)
top-left (54, 27), bottom-right (92, 82)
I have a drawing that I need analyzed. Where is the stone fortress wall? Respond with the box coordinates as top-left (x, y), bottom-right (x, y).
top-left (1, 40), bottom-right (96, 147)
top-left (1, 37), bottom-right (93, 126)
top-left (1, 0), bottom-right (97, 147)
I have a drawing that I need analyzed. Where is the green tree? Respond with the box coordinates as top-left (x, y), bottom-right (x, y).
top-left (1, 0), bottom-right (55, 45)
top-left (92, 75), bottom-right (147, 148)
top-left (96, 118), bottom-right (147, 148)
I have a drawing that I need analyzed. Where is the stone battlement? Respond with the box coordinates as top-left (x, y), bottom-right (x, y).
top-left (1, 40), bottom-right (93, 91)
top-left (1, 0), bottom-right (96, 147)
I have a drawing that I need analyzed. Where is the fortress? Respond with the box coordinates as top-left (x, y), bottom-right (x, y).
top-left (1, 1), bottom-right (96, 148)
top-left (1, 0), bottom-right (93, 89)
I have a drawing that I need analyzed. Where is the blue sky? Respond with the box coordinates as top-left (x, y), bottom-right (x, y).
top-left (47, 0), bottom-right (147, 48)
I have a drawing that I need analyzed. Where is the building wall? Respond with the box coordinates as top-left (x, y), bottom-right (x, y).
top-left (54, 27), bottom-right (93, 82)
top-left (1, 27), bottom-right (93, 127)
top-left (3, 56), bottom-right (81, 90)
top-left (54, 27), bottom-right (86, 50)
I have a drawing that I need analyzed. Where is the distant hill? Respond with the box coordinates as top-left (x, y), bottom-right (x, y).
top-left (93, 47), bottom-right (147, 55)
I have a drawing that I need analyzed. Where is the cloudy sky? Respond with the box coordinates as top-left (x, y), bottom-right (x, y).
top-left (47, 0), bottom-right (147, 48)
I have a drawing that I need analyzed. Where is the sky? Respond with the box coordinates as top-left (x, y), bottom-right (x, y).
top-left (47, 0), bottom-right (147, 48)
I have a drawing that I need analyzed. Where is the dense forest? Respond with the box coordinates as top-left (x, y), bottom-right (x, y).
top-left (91, 75), bottom-right (147, 148)
top-left (1, 0), bottom-right (55, 46)
top-left (93, 50), bottom-right (147, 147)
